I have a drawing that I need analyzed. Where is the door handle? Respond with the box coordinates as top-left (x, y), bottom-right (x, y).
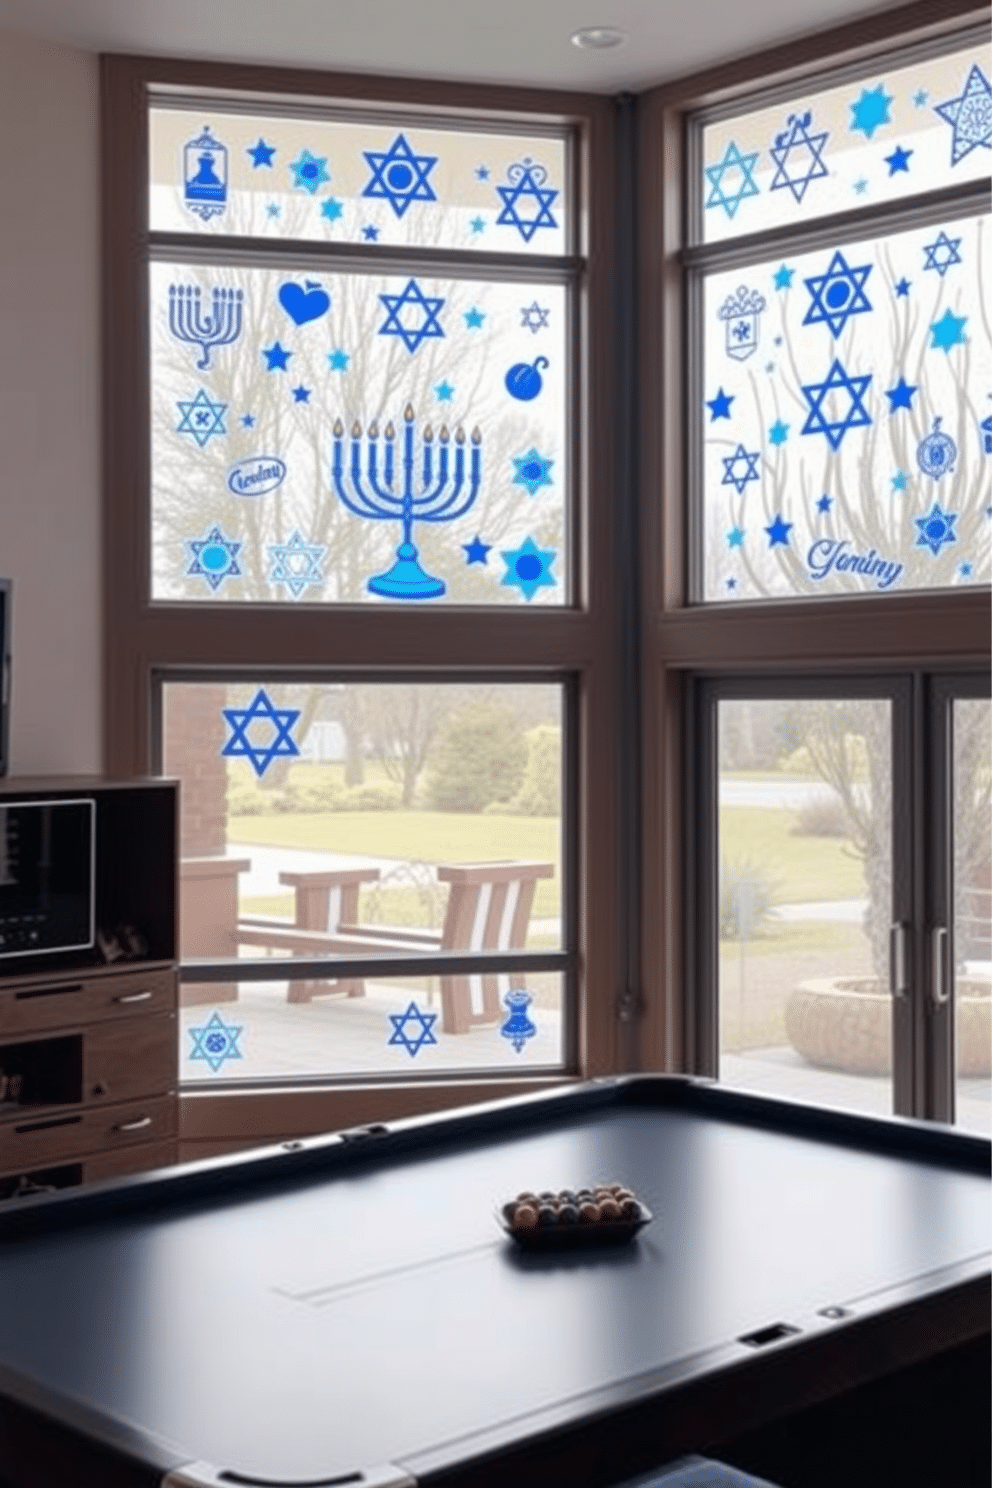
top-left (931, 927), bottom-right (949, 1007)
top-left (888, 923), bottom-right (907, 997)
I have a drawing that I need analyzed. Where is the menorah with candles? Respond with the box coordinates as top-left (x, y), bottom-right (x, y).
top-left (331, 405), bottom-right (483, 599)
top-left (168, 283), bottom-right (244, 370)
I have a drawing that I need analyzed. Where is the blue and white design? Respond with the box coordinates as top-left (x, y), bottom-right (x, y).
top-left (800, 359), bottom-right (873, 450)
top-left (278, 279), bottom-right (330, 325)
top-left (183, 126), bottom-right (228, 222)
top-left (768, 112), bottom-right (829, 203)
top-left (981, 411), bottom-right (992, 455)
top-left (188, 1011), bottom-right (244, 1074)
top-left (721, 444), bottom-right (761, 495)
top-left (765, 514), bottom-right (793, 547)
top-left (378, 279), bottom-right (445, 354)
top-left (363, 133), bottom-right (438, 217)
top-left (500, 536), bottom-right (557, 601)
top-left (803, 250), bottom-right (873, 338)
top-left (388, 1001), bottom-right (438, 1057)
top-left (916, 418), bottom-right (957, 480)
top-left (261, 341), bottom-right (292, 371)
top-left (221, 688), bottom-right (301, 777)
top-left (500, 989), bottom-right (537, 1053)
top-left (505, 357), bottom-right (548, 401)
top-left (885, 376), bottom-right (917, 412)
top-left (247, 139), bottom-right (275, 168)
top-left (915, 501), bottom-right (958, 557)
top-left (186, 524), bottom-right (242, 591)
top-left (176, 388), bottom-right (227, 448)
top-left (929, 308), bottom-right (968, 352)
top-left (495, 158), bottom-right (559, 242)
top-left (267, 530), bottom-right (327, 599)
top-left (704, 141), bottom-right (760, 219)
top-left (511, 447), bottom-right (554, 496)
top-left (922, 230), bottom-right (963, 278)
top-left (520, 301), bottom-right (550, 333)
top-left (934, 64), bottom-right (992, 166)
top-left (849, 84), bottom-right (893, 139)
top-left (168, 284), bottom-right (244, 370)
top-left (718, 285), bottom-right (767, 361)
top-left (288, 148), bottom-right (330, 194)
top-left (463, 535), bottom-right (491, 565)
top-left (227, 457), bottom-right (287, 498)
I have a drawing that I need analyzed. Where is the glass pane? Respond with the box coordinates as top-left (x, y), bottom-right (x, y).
top-left (163, 680), bottom-right (564, 1081)
top-left (702, 214), bottom-right (991, 601)
top-left (149, 106), bottom-right (567, 255)
top-left (716, 697), bottom-right (894, 1117)
top-left (953, 697), bottom-right (991, 1136)
top-left (700, 41), bottom-right (990, 243)
top-left (151, 261), bottom-right (567, 606)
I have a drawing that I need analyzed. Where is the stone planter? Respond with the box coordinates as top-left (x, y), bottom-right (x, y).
top-left (785, 977), bottom-right (992, 1077)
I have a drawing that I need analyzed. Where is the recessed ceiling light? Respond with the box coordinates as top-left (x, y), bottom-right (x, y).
top-left (571, 26), bottom-right (627, 50)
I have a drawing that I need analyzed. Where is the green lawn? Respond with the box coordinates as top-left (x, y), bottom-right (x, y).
top-left (719, 806), bottom-right (865, 903)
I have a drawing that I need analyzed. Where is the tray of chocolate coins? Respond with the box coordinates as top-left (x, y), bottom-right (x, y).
top-left (498, 1184), bottom-right (652, 1250)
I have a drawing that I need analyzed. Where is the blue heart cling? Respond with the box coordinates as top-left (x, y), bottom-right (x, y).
top-left (278, 279), bottom-right (331, 326)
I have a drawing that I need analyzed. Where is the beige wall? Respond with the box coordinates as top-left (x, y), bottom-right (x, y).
top-left (0, 27), bottom-right (100, 775)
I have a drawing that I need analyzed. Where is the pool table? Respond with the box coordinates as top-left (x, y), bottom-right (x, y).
top-left (0, 1077), bottom-right (987, 1488)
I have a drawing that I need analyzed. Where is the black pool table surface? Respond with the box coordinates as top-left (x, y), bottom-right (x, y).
top-left (0, 1077), bottom-right (988, 1488)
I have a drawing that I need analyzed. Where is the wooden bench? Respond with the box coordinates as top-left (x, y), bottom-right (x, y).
top-left (235, 866), bottom-right (381, 1003)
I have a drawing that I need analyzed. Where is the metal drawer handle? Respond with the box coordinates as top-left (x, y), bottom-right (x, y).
top-left (931, 927), bottom-right (949, 1007)
top-left (113, 990), bottom-right (154, 1004)
top-left (113, 1116), bottom-right (153, 1133)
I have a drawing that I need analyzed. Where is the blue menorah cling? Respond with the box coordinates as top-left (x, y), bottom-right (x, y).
top-left (168, 284), bottom-right (245, 370)
top-left (331, 405), bottom-right (483, 599)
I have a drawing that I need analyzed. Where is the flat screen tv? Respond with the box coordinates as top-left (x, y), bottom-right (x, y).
top-left (0, 798), bottom-right (95, 959)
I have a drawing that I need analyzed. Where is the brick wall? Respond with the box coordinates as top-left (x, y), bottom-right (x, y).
top-left (162, 684), bottom-right (228, 857)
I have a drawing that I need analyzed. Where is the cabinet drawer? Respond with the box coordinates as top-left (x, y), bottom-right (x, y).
top-left (0, 966), bottom-right (176, 1036)
top-left (83, 1013), bottom-right (177, 1104)
top-left (0, 1094), bottom-right (177, 1171)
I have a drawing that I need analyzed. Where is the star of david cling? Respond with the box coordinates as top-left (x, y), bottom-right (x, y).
top-left (221, 688), bottom-right (301, 777)
top-left (520, 301), bottom-right (550, 333)
top-left (186, 524), bottom-right (242, 591)
top-left (803, 250), bottom-right (873, 338)
top-left (495, 158), bottom-right (559, 242)
top-left (267, 530), bottom-right (327, 600)
top-left (801, 359), bottom-right (873, 451)
top-left (915, 501), bottom-right (958, 557)
top-left (720, 444), bottom-right (761, 496)
top-left (362, 133), bottom-right (438, 218)
top-left (188, 1011), bottom-right (244, 1074)
top-left (511, 447), bottom-right (554, 496)
top-left (922, 230), bottom-right (963, 278)
top-left (500, 536), bottom-right (557, 601)
top-left (934, 64), bottom-right (992, 166)
top-left (703, 141), bottom-right (760, 220)
top-left (768, 112), bottom-right (829, 203)
top-left (176, 388), bottom-right (227, 448)
top-left (378, 278), bottom-right (445, 354)
top-left (388, 1001), bottom-right (438, 1057)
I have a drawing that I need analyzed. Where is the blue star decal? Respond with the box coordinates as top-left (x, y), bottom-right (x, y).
top-left (266, 203), bottom-right (280, 219)
top-left (884, 144), bottom-right (913, 174)
top-left (362, 224), bottom-right (380, 241)
top-left (463, 535), bottom-right (491, 565)
top-left (773, 264), bottom-right (795, 290)
top-left (188, 1011), bottom-right (244, 1074)
top-left (726, 577), bottom-right (738, 591)
top-left (176, 388), bottom-right (227, 448)
top-left (378, 278), bottom-right (445, 354)
top-left (289, 148), bottom-right (330, 194)
top-left (914, 89), bottom-right (929, 107)
top-left (703, 140), bottom-right (760, 219)
top-left (800, 359), bottom-right (873, 451)
top-left (501, 536), bottom-right (557, 601)
top-left (803, 250), bottom-right (873, 338)
top-left (768, 419), bottom-right (789, 446)
top-left (853, 177), bottom-right (869, 195)
top-left (720, 444), bottom-right (760, 495)
top-left (521, 302), bottom-right (550, 333)
top-left (923, 230), bottom-right (962, 277)
top-left (727, 526), bottom-right (745, 548)
top-left (511, 447), bottom-right (553, 496)
top-left (768, 111), bottom-right (829, 203)
top-left (292, 384), bottom-right (311, 403)
top-left (849, 84), bottom-right (893, 138)
top-left (930, 308), bottom-right (967, 352)
top-left (891, 470), bottom-right (909, 492)
top-left (495, 157), bottom-right (559, 241)
top-left (469, 216), bottom-right (486, 233)
top-left (328, 349), bottom-right (350, 371)
top-left (981, 412), bottom-right (992, 455)
top-left (434, 380), bottom-right (454, 401)
top-left (241, 413), bottom-right (255, 428)
top-left (267, 530), bottom-right (326, 600)
top-left (706, 388), bottom-right (735, 420)
top-left (247, 139), bottom-right (275, 168)
top-left (765, 514), bottom-right (793, 546)
top-left (934, 64), bottom-right (992, 165)
top-left (262, 341), bottom-right (292, 371)
top-left (885, 376), bottom-right (917, 411)
top-left (363, 133), bottom-right (438, 218)
top-left (959, 563), bottom-right (973, 578)
top-left (915, 501), bottom-right (958, 557)
top-left (221, 688), bottom-right (301, 777)
top-left (464, 307), bottom-right (485, 329)
top-left (388, 1001), bottom-right (438, 1057)
top-left (895, 277), bottom-right (911, 297)
top-left (475, 165), bottom-right (490, 180)
top-left (320, 197), bottom-right (343, 221)
top-left (186, 524), bottom-right (241, 591)
top-left (817, 493), bottom-right (833, 513)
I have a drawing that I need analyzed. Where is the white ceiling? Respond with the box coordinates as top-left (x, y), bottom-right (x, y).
top-left (0, 0), bottom-right (907, 93)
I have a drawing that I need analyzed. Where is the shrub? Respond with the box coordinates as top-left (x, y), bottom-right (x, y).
top-left (425, 700), bottom-right (527, 813)
top-left (719, 859), bottom-right (779, 939)
top-left (499, 725), bottom-right (561, 816)
top-left (792, 794), bottom-right (851, 837)
top-left (333, 782), bottom-right (402, 812)
top-left (228, 782), bottom-right (280, 815)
